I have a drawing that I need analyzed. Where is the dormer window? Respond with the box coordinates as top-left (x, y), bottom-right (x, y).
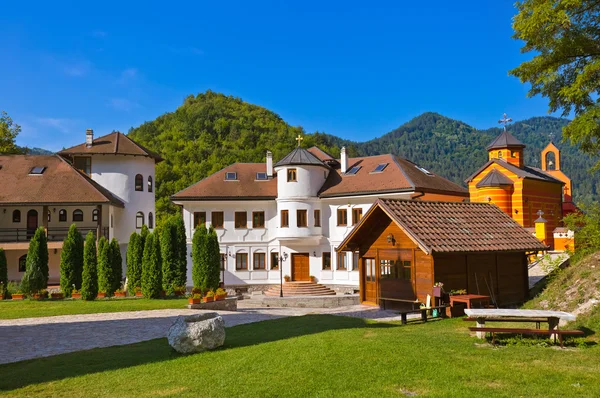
top-left (287, 169), bottom-right (297, 182)
top-left (73, 157), bottom-right (91, 176)
top-left (225, 172), bottom-right (237, 181)
top-left (346, 166), bottom-right (361, 175)
top-left (256, 172), bottom-right (268, 180)
top-left (415, 165), bottom-right (433, 176)
top-left (29, 166), bottom-right (46, 175)
top-left (373, 163), bottom-right (388, 173)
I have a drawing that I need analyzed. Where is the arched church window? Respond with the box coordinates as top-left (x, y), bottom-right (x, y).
top-left (545, 152), bottom-right (556, 170)
top-left (136, 212), bottom-right (145, 229)
top-left (59, 209), bottom-right (67, 222)
top-left (148, 212), bottom-right (154, 229)
top-left (135, 174), bottom-right (143, 191)
top-left (12, 210), bottom-right (21, 223)
top-left (73, 209), bottom-right (84, 222)
top-left (19, 255), bottom-right (27, 272)
top-left (497, 151), bottom-right (503, 159)
top-left (148, 176), bottom-right (153, 193)
top-left (92, 209), bottom-right (99, 222)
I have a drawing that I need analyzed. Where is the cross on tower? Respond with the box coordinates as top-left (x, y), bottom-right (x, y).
top-left (498, 113), bottom-right (513, 132)
top-left (295, 134), bottom-right (304, 147)
top-left (549, 132), bottom-right (555, 142)
top-left (537, 210), bottom-right (544, 218)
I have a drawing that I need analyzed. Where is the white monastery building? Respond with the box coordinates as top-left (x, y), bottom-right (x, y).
top-left (0, 130), bottom-right (160, 283)
top-left (172, 140), bottom-right (469, 292)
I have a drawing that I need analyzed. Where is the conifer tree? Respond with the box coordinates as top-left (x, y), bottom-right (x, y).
top-left (126, 232), bottom-right (142, 293)
top-left (173, 215), bottom-right (187, 287)
top-left (160, 218), bottom-right (178, 294)
top-left (206, 227), bottom-right (221, 291)
top-left (142, 232), bottom-right (162, 298)
top-left (110, 239), bottom-right (123, 292)
top-left (59, 224), bottom-right (83, 296)
top-left (0, 248), bottom-right (7, 299)
top-left (97, 236), bottom-right (111, 294)
top-left (72, 226), bottom-right (84, 289)
top-left (81, 231), bottom-right (98, 300)
top-left (191, 225), bottom-right (208, 291)
top-left (21, 227), bottom-right (48, 294)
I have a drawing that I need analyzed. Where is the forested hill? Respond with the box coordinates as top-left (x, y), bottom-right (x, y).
top-left (128, 91), bottom-right (599, 219)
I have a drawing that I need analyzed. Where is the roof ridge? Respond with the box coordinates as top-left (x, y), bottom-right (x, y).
top-left (114, 131), bottom-right (120, 154)
top-left (391, 155), bottom-right (416, 190)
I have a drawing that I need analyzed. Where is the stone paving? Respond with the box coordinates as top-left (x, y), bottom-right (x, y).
top-left (0, 301), bottom-right (408, 364)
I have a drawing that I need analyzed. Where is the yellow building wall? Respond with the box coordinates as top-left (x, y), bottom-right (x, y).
top-left (488, 148), bottom-right (523, 168)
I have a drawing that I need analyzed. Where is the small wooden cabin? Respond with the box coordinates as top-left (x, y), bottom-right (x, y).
top-left (337, 199), bottom-right (547, 308)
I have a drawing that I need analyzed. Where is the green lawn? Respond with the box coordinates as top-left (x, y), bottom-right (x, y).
top-left (0, 297), bottom-right (188, 319)
top-left (1, 315), bottom-right (598, 397)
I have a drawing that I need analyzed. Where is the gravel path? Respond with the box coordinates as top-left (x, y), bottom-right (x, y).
top-left (0, 302), bottom-right (407, 364)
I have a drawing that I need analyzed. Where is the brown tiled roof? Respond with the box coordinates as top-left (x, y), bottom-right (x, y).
top-left (465, 159), bottom-right (564, 185)
top-left (171, 163), bottom-right (277, 201)
top-left (274, 147), bottom-right (330, 168)
top-left (59, 132), bottom-right (163, 162)
top-left (0, 155), bottom-right (124, 207)
top-left (371, 199), bottom-right (548, 253)
top-left (476, 169), bottom-right (514, 188)
top-left (319, 154), bottom-right (468, 198)
top-left (487, 130), bottom-right (525, 150)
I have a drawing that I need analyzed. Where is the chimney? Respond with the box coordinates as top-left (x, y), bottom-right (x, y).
top-left (86, 129), bottom-right (94, 148)
top-left (266, 150), bottom-right (273, 178)
top-left (340, 146), bottom-right (348, 173)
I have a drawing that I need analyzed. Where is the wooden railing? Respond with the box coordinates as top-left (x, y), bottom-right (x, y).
top-left (0, 227), bottom-right (109, 243)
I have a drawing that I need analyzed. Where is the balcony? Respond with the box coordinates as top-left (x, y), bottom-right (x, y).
top-left (0, 227), bottom-right (109, 243)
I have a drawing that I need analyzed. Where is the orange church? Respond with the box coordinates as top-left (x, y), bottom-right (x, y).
top-left (466, 118), bottom-right (575, 251)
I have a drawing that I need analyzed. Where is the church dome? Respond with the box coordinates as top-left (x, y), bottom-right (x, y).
top-left (274, 147), bottom-right (330, 169)
top-left (487, 130), bottom-right (525, 150)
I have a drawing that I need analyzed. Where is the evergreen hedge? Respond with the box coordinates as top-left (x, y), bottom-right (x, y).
top-left (110, 239), bottom-right (123, 292)
top-left (160, 218), bottom-right (178, 294)
top-left (59, 224), bottom-right (84, 296)
top-left (173, 215), bottom-right (188, 287)
top-left (81, 231), bottom-right (98, 300)
top-left (0, 248), bottom-right (7, 299)
top-left (126, 232), bottom-right (142, 293)
top-left (206, 227), bottom-right (221, 291)
top-left (97, 237), bottom-right (111, 294)
top-left (191, 225), bottom-right (208, 291)
top-left (142, 232), bottom-right (162, 298)
top-left (21, 227), bottom-right (48, 294)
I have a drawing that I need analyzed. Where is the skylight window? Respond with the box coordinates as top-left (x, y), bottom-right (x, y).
top-left (256, 172), bottom-right (268, 180)
top-left (373, 163), bottom-right (388, 173)
top-left (29, 166), bottom-right (46, 175)
top-left (346, 166), bottom-right (361, 175)
top-left (225, 172), bottom-right (238, 181)
top-left (415, 165), bottom-right (433, 176)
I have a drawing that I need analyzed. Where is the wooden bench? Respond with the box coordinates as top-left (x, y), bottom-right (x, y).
top-left (463, 317), bottom-right (548, 329)
top-left (468, 327), bottom-right (584, 347)
top-left (399, 305), bottom-right (448, 324)
top-left (379, 297), bottom-right (421, 310)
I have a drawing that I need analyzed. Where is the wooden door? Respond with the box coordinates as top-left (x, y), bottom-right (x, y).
top-left (291, 253), bottom-right (310, 281)
top-left (27, 209), bottom-right (38, 239)
top-left (362, 258), bottom-right (377, 304)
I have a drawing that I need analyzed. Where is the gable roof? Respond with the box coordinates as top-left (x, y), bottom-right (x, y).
top-left (465, 159), bottom-right (564, 185)
top-left (338, 198), bottom-right (547, 254)
top-left (59, 132), bottom-right (163, 162)
top-left (0, 155), bottom-right (124, 207)
top-left (487, 130), bottom-right (526, 150)
top-left (476, 169), bottom-right (514, 188)
top-left (171, 163), bottom-right (277, 201)
top-left (274, 147), bottom-right (329, 169)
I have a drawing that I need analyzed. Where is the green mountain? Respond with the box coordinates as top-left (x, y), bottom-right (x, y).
top-left (128, 92), bottom-right (599, 220)
top-left (23, 147), bottom-right (53, 155)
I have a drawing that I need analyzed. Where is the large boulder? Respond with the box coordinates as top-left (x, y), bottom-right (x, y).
top-left (167, 312), bottom-right (225, 353)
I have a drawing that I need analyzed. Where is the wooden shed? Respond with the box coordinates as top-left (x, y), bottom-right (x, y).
top-left (337, 199), bottom-right (547, 308)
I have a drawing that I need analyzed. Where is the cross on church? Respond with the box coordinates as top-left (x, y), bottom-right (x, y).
top-left (549, 132), bottom-right (555, 142)
top-left (295, 134), bottom-right (304, 147)
top-left (498, 113), bottom-right (513, 132)
top-left (537, 210), bottom-right (544, 218)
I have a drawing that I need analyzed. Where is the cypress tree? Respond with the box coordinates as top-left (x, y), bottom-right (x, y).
top-left (206, 227), bottom-right (221, 291)
top-left (142, 232), bottom-right (162, 298)
top-left (81, 231), bottom-right (98, 300)
top-left (21, 227), bottom-right (48, 294)
top-left (97, 236), bottom-right (111, 294)
top-left (0, 248), bottom-right (7, 299)
top-left (173, 215), bottom-right (188, 287)
top-left (59, 224), bottom-right (82, 296)
top-left (126, 232), bottom-right (142, 293)
top-left (191, 225), bottom-right (208, 291)
top-left (72, 226), bottom-right (84, 289)
top-left (160, 218), bottom-right (178, 294)
top-left (110, 239), bottom-right (123, 293)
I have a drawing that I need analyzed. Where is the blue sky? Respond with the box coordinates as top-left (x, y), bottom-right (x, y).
top-left (1, 1), bottom-right (555, 152)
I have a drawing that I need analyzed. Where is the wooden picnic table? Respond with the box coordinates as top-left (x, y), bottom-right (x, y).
top-left (464, 308), bottom-right (577, 341)
top-left (449, 294), bottom-right (490, 309)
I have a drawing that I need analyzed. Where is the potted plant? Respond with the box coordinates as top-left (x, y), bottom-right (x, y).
top-left (284, 275), bottom-right (291, 282)
top-left (215, 287), bottom-right (227, 301)
top-left (309, 275), bottom-right (317, 283)
top-left (114, 289), bottom-right (126, 298)
top-left (174, 286), bottom-right (186, 296)
top-left (433, 282), bottom-right (444, 297)
top-left (71, 288), bottom-right (82, 299)
top-left (188, 293), bottom-right (202, 305)
top-left (11, 290), bottom-right (25, 300)
top-left (97, 290), bottom-right (107, 299)
top-left (134, 287), bottom-right (143, 297)
top-left (33, 289), bottom-right (48, 300)
top-left (50, 290), bottom-right (64, 300)
top-left (204, 290), bottom-right (215, 302)
top-left (449, 289), bottom-right (467, 296)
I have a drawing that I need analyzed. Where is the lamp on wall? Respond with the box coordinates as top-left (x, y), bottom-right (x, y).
top-left (228, 251), bottom-right (234, 258)
top-left (313, 251), bottom-right (316, 256)
top-left (487, 197), bottom-right (492, 203)
top-left (515, 209), bottom-right (519, 214)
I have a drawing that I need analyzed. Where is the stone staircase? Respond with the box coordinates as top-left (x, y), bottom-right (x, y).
top-left (263, 281), bottom-right (337, 297)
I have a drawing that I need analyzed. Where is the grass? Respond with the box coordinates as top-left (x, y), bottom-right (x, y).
top-left (1, 315), bottom-right (599, 397)
top-left (0, 297), bottom-right (189, 320)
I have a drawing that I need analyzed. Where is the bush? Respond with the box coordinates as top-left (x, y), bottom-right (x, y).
top-left (160, 218), bottom-right (179, 294)
top-left (126, 232), bottom-right (142, 293)
top-left (21, 227), bottom-right (48, 295)
top-left (97, 237), bottom-right (111, 294)
top-left (564, 202), bottom-right (600, 262)
top-left (173, 215), bottom-right (188, 287)
top-left (0, 248), bottom-right (7, 299)
top-left (81, 231), bottom-right (98, 300)
top-left (109, 238), bottom-right (123, 293)
top-left (206, 227), bottom-right (221, 291)
top-left (142, 232), bottom-right (162, 298)
top-left (59, 224), bottom-right (84, 296)
top-left (191, 225), bottom-right (208, 291)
